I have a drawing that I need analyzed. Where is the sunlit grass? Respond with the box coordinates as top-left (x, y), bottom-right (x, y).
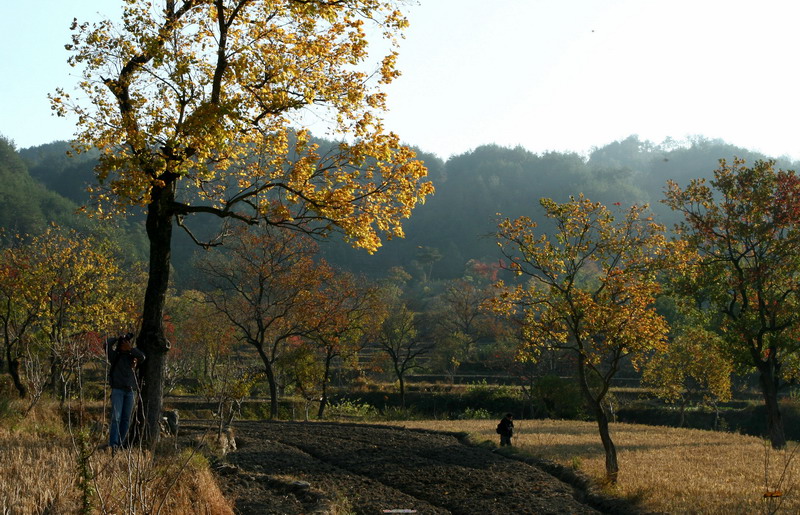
top-left (378, 418), bottom-right (800, 514)
top-left (0, 399), bottom-right (233, 515)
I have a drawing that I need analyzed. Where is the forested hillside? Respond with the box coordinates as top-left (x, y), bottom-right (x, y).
top-left (20, 141), bottom-right (98, 204)
top-left (0, 137), bottom-right (147, 264)
top-left (0, 137), bottom-right (88, 236)
top-left (322, 135), bottom-right (796, 279)
top-left (4, 135), bottom-right (797, 283)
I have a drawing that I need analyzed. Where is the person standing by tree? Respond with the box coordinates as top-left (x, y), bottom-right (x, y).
top-left (106, 333), bottom-right (145, 450)
top-left (497, 413), bottom-right (514, 447)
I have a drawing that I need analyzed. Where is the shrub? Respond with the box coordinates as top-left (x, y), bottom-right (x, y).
top-left (350, 374), bottom-right (383, 392)
top-left (239, 402), bottom-right (271, 420)
top-left (382, 405), bottom-right (424, 421)
top-left (326, 399), bottom-right (378, 419)
top-left (459, 407), bottom-right (492, 420)
top-left (531, 375), bottom-right (586, 419)
top-left (461, 380), bottom-right (522, 415)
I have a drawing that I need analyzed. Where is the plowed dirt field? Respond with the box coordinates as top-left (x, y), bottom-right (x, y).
top-left (206, 420), bottom-right (639, 515)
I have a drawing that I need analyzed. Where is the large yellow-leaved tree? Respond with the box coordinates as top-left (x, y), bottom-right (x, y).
top-left (53, 0), bottom-right (432, 444)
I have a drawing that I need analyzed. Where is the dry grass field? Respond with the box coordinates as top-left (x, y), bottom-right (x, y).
top-left (0, 399), bottom-right (233, 515)
top-left (385, 419), bottom-right (800, 514)
top-left (5, 395), bottom-right (799, 514)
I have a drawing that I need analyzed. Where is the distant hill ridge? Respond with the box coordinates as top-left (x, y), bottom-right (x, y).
top-left (3, 135), bottom-right (794, 284)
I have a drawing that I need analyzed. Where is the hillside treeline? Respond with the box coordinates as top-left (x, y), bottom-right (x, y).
top-left (0, 137), bottom-right (148, 266)
top-left (322, 135), bottom-right (798, 279)
top-left (5, 134), bottom-right (795, 284)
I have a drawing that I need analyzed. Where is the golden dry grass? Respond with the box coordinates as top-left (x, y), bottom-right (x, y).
top-left (0, 399), bottom-right (233, 515)
top-left (380, 419), bottom-right (800, 514)
top-left (87, 445), bottom-right (234, 514)
top-left (0, 434), bottom-right (80, 513)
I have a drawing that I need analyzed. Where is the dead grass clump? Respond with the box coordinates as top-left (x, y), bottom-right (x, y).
top-left (0, 399), bottom-right (77, 513)
top-left (0, 398), bottom-right (68, 439)
top-left (385, 419), bottom-right (800, 514)
top-left (0, 432), bottom-right (80, 514)
top-left (91, 447), bottom-right (233, 514)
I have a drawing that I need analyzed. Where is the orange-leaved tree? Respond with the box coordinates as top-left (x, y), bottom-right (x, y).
top-left (303, 270), bottom-right (382, 419)
top-left (196, 226), bottom-right (329, 419)
top-left (53, 0), bottom-right (432, 444)
top-left (664, 158), bottom-right (800, 449)
top-left (0, 235), bottom-right (46, 398)
top-left (491, 195), bottom-right (680, 483)
top-left (30, 228), bottom-right (137, 403)
top-left (164, 289), bottom-right (238, 392)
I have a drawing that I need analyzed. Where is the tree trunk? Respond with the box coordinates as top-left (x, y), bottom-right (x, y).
top-left (317, 353), bottom-right (333, 419)
top-left (3, 339), bottom-right (25, 397)
top-left (136, 182), bottom-right (175, 447)
top-left (678, 398), bottom-right (687, 428)
top-left (756, 359), bottom-right (786, 449)
top-left (398, 371), bottom-right (406, 410)
top-left (255, 345), bottom-right (278, 419)
top-left (594, 402), bottom-right (619, 483)
top-left (49, 351), bottom-right (64, 401)
top-left (7, 355), bottom-right (26, 398)
top-left (577, 355), bottom-right (619, 483)
top-left (317, 386), bottom-right (328, 419)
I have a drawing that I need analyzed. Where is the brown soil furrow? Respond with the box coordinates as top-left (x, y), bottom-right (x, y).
top-left (221, 422), bottom-right (449, 514)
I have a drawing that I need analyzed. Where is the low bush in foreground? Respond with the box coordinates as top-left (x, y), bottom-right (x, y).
top-left (385, 419), bottom-right (800, 514)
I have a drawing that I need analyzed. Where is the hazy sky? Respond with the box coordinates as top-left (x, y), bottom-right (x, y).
top-left (3, 0), bottom-right (799, 160)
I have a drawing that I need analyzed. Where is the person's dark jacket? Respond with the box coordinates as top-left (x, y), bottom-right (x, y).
top-left (498, 416), bottom-right (514, 437)
top-left (106, 338), bottom-right (145, 391)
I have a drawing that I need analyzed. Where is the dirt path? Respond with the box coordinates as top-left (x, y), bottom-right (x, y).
top-left (207, 420), bottom-right (623, 514)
